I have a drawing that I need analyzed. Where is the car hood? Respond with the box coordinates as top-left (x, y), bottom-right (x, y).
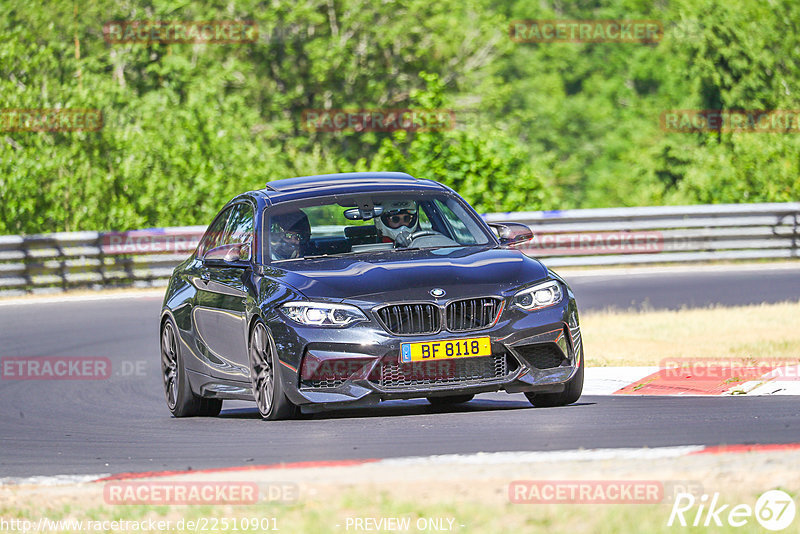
top-left (265, 246), bottom-right (549, 302)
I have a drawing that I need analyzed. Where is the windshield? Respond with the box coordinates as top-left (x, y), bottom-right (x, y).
top-left (265, 193), bottom-right (492, 262)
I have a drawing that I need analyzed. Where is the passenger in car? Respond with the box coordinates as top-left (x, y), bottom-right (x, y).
top-left (269, 211), bottom-right (311, 260)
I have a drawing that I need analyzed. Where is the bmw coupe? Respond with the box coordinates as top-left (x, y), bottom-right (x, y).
top-left (159, 172), bottom-right (583, 419)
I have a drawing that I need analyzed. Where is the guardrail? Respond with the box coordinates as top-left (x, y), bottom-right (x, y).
top-left (0, 203), bottom-right (798, 295)
top-left (484, 202), bottom-right (800, 267)
top-left (0, 226), bottom-right (206, 296)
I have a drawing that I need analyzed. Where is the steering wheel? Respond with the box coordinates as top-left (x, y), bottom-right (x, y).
top-left (408, 230), bottom-right (439, 241)
top-left (394, 230), bottom-right (440, 248)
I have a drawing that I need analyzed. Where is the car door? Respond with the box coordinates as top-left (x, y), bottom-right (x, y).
top-left (192, 202), bottom-right (255, 381)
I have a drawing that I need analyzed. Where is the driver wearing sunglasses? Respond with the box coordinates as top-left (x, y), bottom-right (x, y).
top-left (375, 200), bottom-right (419, 243)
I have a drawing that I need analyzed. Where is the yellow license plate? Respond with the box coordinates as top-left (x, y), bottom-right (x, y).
top-left (400, 337), bottom-right (491, 363)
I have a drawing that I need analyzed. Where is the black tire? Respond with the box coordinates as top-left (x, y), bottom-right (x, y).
top-left (249, 321), bottom-right (298, 420)
top-left (525, 348), bottom-right (584, 408)
top-left (160, 317), bottom-right (222, 417)
top-left (426, 394), bottom-right (475, 406)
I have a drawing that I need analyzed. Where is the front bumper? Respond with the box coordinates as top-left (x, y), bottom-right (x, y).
top-left (269, 295), bottom-right (582, 410)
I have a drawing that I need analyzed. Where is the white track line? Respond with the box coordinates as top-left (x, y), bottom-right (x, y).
top-left (583, 367), bottom-right (659, 395)
top-left (0, 473), bottom-right (111, 486)
top-left (559, 261), bottom-right (800, 278)
top-left (0, 290), bottom-right (164, 307)
top-left (378, 446), bottom-right (707, 466)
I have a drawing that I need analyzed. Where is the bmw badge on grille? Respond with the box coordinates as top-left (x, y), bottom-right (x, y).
top-left (430, 288), bottom-right (446, 298)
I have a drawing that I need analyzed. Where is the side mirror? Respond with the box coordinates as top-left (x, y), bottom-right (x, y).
top-left (488, 222), bottom-right (534, 246)
top-left (204, 243), bottom-right (251, 265)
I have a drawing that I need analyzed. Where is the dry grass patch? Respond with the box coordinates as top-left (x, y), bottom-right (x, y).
top-left (581, 301), bottom-right (800, 367)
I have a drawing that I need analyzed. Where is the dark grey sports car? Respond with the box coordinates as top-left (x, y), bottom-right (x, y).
top-left (159, 172), bottom-right (583, 419)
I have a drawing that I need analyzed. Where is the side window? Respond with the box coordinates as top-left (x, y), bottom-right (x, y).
top-left (222, 203), bottom-right (254, 247)
top-left (434, 199), bottom-right (485, 245)
top-left (417, 206), bottom-right (433, 231)
top-left (197, 207), bottom-right (232, 257)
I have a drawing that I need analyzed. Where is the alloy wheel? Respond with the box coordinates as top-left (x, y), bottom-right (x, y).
top-left (160, 322), bottom-right (178, 409)
top-left (250, 323), bottom-right (274, 416)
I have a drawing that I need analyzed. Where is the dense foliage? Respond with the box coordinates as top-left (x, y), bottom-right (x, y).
top-left (1, 0), bottom-right (798, 234)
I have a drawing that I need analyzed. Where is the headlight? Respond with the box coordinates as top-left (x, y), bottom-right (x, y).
top-left (280, 302), bottom-right (367, 327)
top-left (512, 280), bottom-right (563, 310)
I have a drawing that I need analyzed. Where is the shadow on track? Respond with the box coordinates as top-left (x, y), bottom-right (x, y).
top-left (216, 397), bottom-right (595, 420)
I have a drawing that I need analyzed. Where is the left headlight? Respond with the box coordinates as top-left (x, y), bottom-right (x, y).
top-left (512, 280), bottom-right (563, 310)
top-left (280, 302), bottom-right (367, 327)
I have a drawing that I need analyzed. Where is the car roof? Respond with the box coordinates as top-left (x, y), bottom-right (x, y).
top-left (257, 172), bottom-right (449, 203)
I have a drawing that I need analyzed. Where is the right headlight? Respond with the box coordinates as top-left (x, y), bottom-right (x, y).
top-left (280, 301), bottom-right (367, 327)
top-left (512, 280), bottom-right (563, 310)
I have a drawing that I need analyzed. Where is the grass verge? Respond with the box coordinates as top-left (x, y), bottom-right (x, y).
top-left (1, 479), bottom-right (795, 533)
top-left (581, 301), bottom-right (800, 367)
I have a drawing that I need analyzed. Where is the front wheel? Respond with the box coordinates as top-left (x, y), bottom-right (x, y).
top-left (160, 317), bottom-right (222, 417)
top-left (249, 321), bottom-right (298, 420)
top-left (525, 348), bottom-right (584, 408)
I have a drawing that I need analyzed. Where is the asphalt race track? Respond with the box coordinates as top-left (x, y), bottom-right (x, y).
top-left (565, 263), bottom-right (800, 311)
top-left (1, 265), bottom-right (799, 478)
